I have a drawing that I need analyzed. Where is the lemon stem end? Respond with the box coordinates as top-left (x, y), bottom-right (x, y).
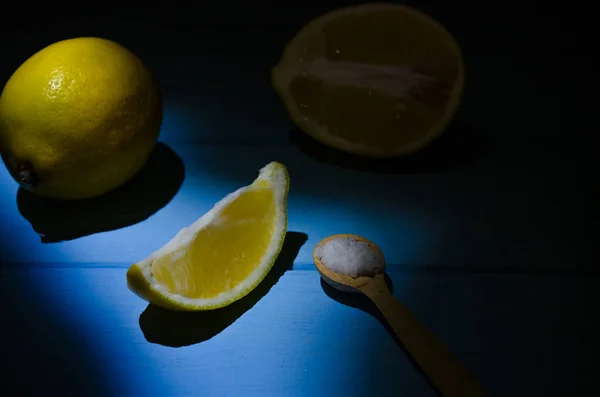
top-left (16, 163), bottom-right (39, 187)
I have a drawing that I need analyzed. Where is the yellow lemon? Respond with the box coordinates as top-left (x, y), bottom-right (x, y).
top-left (127, 162), bottom-right (289, 311)
top-left (0, 37), bottom-right (162, 199)
top-left (272, 3), bottom-right (464, 158)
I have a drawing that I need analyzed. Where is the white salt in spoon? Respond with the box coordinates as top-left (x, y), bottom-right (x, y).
top-left (313, 234), bottom-right (485, 397)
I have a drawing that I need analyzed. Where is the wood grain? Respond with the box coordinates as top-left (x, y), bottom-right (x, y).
top-left (361, 275), bottom-right (485, 397)
top-left (0, 5), bottom-right (592, 397)
top-left (0, 267), bottom-right (594, 397)
top-left (0, 143), bottom-right (589, 272)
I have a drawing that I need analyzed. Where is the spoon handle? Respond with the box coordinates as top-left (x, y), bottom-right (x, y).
top-left (360, 275), bottom-right (485, 397)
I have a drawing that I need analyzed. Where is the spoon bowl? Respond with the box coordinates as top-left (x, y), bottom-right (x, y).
top-left (313, 233), bottom-right (385, 293)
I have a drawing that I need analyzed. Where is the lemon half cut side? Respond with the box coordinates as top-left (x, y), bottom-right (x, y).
top-left (272, 3), bottom-right (465, 158)
top-left (127, 162), bottom-right (289, 311)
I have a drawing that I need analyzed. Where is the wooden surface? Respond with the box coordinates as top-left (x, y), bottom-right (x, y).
top-left (0, 267), bottom-right (594, 397)
top-left (360, 275), bottom-right (486, 397)
top-left (0, 2), bottom-right (595, 397)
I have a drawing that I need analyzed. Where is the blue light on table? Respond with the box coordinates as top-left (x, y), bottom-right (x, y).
top-left (1, 140), bottom-right (440, 268)
top-left (0, 101), bottom-right (433, 396)
top-left (16, 265), bottom-right (411, 397)
top-left (157, 100), bottom-right (200, 144)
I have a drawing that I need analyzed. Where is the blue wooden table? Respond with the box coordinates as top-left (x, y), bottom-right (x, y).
top-left (0, 3), bottom-right (594, 397)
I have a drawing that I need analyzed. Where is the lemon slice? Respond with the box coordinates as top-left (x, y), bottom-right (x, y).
top-left (126, 162), bottom-right (289, 311)
top-left (272, 3), bottom-right (464, 158)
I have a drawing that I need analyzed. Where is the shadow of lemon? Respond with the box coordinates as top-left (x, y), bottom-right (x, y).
top-left (16, 142), bottom-right (185, 243)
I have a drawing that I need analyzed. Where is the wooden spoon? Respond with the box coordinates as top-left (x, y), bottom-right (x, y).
top-left (313, 234), bottom-right (485, 397)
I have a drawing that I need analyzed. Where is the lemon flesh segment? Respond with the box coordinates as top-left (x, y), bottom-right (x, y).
top-left (126, 162), bottom-right (289, 311)
top-left (272, 3), bottom-right (464, 158)
top-left (151, 184), bottom-right (275, 299)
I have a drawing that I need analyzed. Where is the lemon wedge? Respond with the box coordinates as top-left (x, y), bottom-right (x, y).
top-left (272, 3), bottom-right (464, 158)
top-left (127, 162), bottom-right (289, 311)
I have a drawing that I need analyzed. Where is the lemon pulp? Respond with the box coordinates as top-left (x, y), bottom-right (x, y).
top-left (272, 3), bottom-right (464, 157)
top-left (151, 184), bottom-right (275, 299)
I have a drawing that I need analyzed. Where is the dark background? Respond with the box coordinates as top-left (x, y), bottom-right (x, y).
top-left (0, 1), bottom-right (595, 396)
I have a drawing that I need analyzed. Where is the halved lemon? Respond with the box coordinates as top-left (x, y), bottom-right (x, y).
top-left (127, 162), bottom-right (289, 311)
top-left (272, 3), bottom-right (465, 158)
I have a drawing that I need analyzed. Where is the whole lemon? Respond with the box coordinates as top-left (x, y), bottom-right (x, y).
top-left (0, 37), bottom-right (162, 200)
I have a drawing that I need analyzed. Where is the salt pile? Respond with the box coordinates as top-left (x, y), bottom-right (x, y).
top-left (315, 237), bottom-right (385, 278)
